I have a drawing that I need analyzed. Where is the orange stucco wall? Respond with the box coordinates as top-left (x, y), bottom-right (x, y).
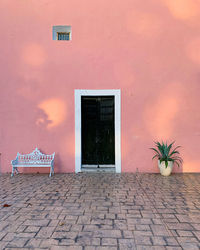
top-left (1, 0), bottom-right (200, 173)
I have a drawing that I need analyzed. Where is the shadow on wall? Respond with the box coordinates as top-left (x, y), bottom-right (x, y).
top-left (1, 89), bottom-right (74, 173)
top-left (37, 98), bottom-right (67, 129)
top-left (1, 0), bottom-right (200, 173)
top-left (0, 36), bottom-right (76, 174)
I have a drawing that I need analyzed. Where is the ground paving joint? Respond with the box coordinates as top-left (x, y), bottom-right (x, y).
top-left (0, 173), bottom-right (200, 249)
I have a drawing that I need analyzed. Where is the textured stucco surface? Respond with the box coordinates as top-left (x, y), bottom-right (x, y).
top-left (1, 0), bottom-right (200, 173)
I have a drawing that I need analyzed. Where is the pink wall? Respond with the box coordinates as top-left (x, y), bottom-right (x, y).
top-left (1, 0), bottom-right (200, 173)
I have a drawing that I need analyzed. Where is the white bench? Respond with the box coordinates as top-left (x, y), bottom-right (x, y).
top-left (11, 148), bottom-right (55, 177)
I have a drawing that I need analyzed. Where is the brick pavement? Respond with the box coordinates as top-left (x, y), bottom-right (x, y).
top-left (0, 173), bottom-right (200, 249)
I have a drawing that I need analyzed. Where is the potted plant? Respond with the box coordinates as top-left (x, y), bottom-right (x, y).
top-left (150, 141), bottom-right (183, 176)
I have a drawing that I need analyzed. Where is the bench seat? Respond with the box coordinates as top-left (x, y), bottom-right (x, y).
top-left (11, 148), bottom-right (55, 177)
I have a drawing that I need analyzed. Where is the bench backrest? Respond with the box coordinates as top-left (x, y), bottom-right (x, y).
top-left (17, 148), bottom-right (55, 164)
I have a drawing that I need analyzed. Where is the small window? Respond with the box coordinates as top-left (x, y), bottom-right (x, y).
top-left (57, 32), bottom-right (70, 41)
top-left (52, 26), bottom-right (72, 41)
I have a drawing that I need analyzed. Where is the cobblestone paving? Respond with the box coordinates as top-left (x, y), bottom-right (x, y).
top-left (0, 173), bottom-right (200, 249)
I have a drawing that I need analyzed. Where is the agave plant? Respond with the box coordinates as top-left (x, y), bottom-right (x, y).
top-left (150, 141), bottom-right (183, 168)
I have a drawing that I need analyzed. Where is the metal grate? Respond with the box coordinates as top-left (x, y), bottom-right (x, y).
top-left (57, 32), bottom-right (70, 40)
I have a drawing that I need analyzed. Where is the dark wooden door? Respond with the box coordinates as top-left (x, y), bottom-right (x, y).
top-left (81, 96), bottom-right (115, 165)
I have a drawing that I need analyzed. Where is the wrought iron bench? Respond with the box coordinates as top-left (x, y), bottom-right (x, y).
top-left (11, 148), bottom-right (55, 177)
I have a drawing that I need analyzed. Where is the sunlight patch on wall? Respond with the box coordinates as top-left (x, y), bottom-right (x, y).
top-left (37, 98), bottom-right (67, 129)
top-left (163, 0), bottom-right (200, 21)
top-left (62, 134), bottom-right (75, 157)
top-left (183, 161), bottom-right (200, 172)
top-left (126, 10), bottom-right (162, 37)
top-left (186, 37), bottom-right (200, 65)
top-left (22, 43), bottom-right (46, 67)
top-left (144, 96), bottom-right (179, 140)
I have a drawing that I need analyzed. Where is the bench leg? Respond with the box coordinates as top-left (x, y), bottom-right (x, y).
top-left (49, 167), bottom-right (52, 177)
top-left (11, 166), bottom-right (19, 177)
top-left (49, 165), bottom-right (54, 177)
top-left (11, 166), bottom-right (15, 177)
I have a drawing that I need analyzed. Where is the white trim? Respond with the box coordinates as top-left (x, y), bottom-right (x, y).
top-left (52, 26), bottom-right (72, 40)
top-left (75, 89), bottom-right (121, 173)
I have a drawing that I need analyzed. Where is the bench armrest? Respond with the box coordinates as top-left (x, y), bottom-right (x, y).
top-left (11, 157), bottom-right (18, 166)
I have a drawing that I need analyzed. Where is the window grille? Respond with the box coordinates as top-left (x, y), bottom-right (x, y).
top-left (52, 26), bottom-right (72, 41)
top-left (57, 32), bottom-right (70, 41)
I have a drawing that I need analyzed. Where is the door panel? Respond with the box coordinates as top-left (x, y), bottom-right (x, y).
top-left (81, 96), bottom-right (115, 165)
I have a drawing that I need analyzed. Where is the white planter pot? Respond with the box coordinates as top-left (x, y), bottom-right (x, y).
top-left (158, 160), bottom-right (173, 176)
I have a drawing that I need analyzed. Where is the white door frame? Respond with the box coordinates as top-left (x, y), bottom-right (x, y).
top-left (75, 89), bottom-right (121, 173)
